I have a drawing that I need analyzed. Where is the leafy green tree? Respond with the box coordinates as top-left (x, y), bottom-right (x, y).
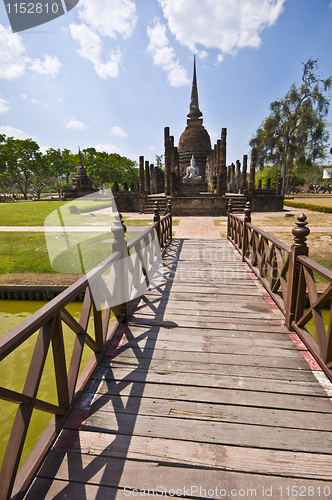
top-left (1, 137), bottom-right (41, 199)
top-left (31, 153), bottom-right (52, 199)
top-left (155, 154), bottom-right (164, 170)
top-left (82, 148), bottom-right (138, 189)
top-left (250, 59), bottom-right (332, 195)
top-left (45, 148), bottom-right (76, 195)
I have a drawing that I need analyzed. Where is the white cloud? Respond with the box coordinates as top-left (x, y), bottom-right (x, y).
top-left (95, 143), bottom-right (121, 154)
top-left (0, 98), bottom-right (10, 114)
top-left (29, 55), bottom-right (62, 78)
top-left (146, 146), bottom-right (156, 151)
top-left (69, 23), bottom-right (122, 78)
top-left (69, 0), bottom-right (137, 79)
top-left (66, 119), bottom-right (89, 130)
top-left (147, 19), bottom-right (190, 87)
top-left (198, 51), bottom-right (208, 59)
top-left (0, 25), bottom-right (27, 80)
top-left (21, 94), bottom-right (27, 99)
top-left (0, 126), bottom-right (30, 139)
top-left (157, 0), bottom-right (285, 61)
top-left (0, 24), bottom-right (62, 80)
top-left (77, 0), bottom-right (137, 39)
top-left (329, 2), bottom-right (332, 8)
top-left (31, 98), bottom-right (39, 104)
top-left (110, 126), bottom-right (128, 137)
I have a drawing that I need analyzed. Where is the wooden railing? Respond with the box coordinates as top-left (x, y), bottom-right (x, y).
top-left (0, 203), bottom-right (172, 500)
top-left (227, 199), bottom-right (332, 382)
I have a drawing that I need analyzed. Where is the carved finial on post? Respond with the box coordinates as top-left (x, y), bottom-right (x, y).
top-left (112, 212), bottom-right (126, 254)
top-left (166, 198), bottom-right (172, 216)
top-left (244, 200), bottom-right (251, 224)
top-left (292, 213), bottom-right (310, 248)
top-left (227, 199), bottom-right (233, 214)
top-left (242, 201), bottom-right (251, 261)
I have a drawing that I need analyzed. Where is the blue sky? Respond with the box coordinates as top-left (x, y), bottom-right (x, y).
top-left (0, 0), bottom-right (332, 167)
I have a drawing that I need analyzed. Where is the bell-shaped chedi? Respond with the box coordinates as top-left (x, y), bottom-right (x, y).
top-left (65, 149), bottom-right (98, 199)
top-left (178, 56), bottom-right (211, 186)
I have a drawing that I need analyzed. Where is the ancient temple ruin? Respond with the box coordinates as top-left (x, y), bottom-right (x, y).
top-left (114, 57), bottom-right (284, 215)
top-left (65, 149), bottom-right (98, 199)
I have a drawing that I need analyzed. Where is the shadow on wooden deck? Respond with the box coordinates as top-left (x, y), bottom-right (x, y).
top-left (24, 238), bottom-right (332, 499)
top-left (25, 240), bottom-right (183, 500)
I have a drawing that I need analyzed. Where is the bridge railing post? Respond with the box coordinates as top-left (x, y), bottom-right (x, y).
top-left (285, 214), bottom-right (310, 330)
top-left (166, 198), bottom-right (172, 241)
top-left (112, 212), bottom-right (130, 321)
top-left (227, 199), bottom-right (233, 239)
top-left (154, 201), bottom-right (161, 246)
top-left (242, 201), bottom-right (251, 262)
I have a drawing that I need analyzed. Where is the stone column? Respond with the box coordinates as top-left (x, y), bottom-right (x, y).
top-left (266, 178), bottom-right (271, 190)
top-left (227, 166), bottom-right (231, 192)
top-left (241, 155), bottom-right (248, 193)
top-left (216, 140), bottom-right (222, 196)
top-left (150, 164), bottom-right (155, 194)
top-left (130, 182), bottom-right (135, 191)
top-left (236, 160), bottom-right (241, 193)
top-left (257, 179), bottom-right (262, 190)
top-left (170, 135), bottom-right (175, 195)
top-left (139, 156), bottom-right (144, 193)
top-left (276, 176), bottom-right (282, 195)
top-left (221, 128), bottom-right (227, 195)
top-left (164, 127), bottom-right (171, 196)
top-left (145, 160), bottom-right (151, 195)
top-left (230, 163), bottom-right (235, 193)
top-left (174, 147), bottom-right (180, 193)
top-left (249, 148), bottom-right (257, 193)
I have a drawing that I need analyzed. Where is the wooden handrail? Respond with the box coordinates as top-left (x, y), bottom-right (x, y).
top-left (0, 206), bottom-right (172, 500)
top-left (228, 204), bottom-right (332, 382)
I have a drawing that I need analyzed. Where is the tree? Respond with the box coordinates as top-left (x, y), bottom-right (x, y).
top-left (155, 154), bottom-right (164, 170)
top-left (31, 153), bottom-right (52, 199)
top-left (250, 59), bottom-right (332, 195)
top-left (82, 148), bottom-right (139, 189)
top-left (1, 137), bottom-right (41, 199)
top-left (46, 148), bottom-right (76, 195)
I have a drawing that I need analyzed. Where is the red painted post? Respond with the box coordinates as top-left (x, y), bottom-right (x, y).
top-left (167, 198), bottom-right (172, 240)
top-left (285, 214), bottom-right (310, 330)
top-left (112, 212), bottom-right (129, 321)
top-left (242, 201), bottom-right (251, 262)
top-left (153, 201), bottom-right (160, 246)
top-left (227, 199), bottom-right (233, 239)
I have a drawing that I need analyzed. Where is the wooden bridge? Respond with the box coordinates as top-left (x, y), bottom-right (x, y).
top-left (1, 202), bottom-right (332, 500)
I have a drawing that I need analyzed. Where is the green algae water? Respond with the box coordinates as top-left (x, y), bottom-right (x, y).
top-left (0, 300), bottom-right (96, 470)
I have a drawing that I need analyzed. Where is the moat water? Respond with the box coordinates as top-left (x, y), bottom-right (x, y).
top-left (0, 300), bottom-right (94, 469)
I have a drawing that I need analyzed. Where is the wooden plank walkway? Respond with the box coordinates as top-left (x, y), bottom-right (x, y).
top-left (25, 238), bottom-right (332, 499)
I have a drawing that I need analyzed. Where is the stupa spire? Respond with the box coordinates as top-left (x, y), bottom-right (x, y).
top-left (187, 55), bottom-right (202, 120)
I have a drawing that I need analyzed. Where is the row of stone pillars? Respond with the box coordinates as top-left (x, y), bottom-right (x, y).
top-left (226, 147), bottom-right (283, 195)
top-left (139, 156), bottom-right (165, 195)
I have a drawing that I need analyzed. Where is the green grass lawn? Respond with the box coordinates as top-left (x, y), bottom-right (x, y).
top-left (0, 233), bottom-right (54, 274)
top-left (0, 201), bottom-right (66, 226)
